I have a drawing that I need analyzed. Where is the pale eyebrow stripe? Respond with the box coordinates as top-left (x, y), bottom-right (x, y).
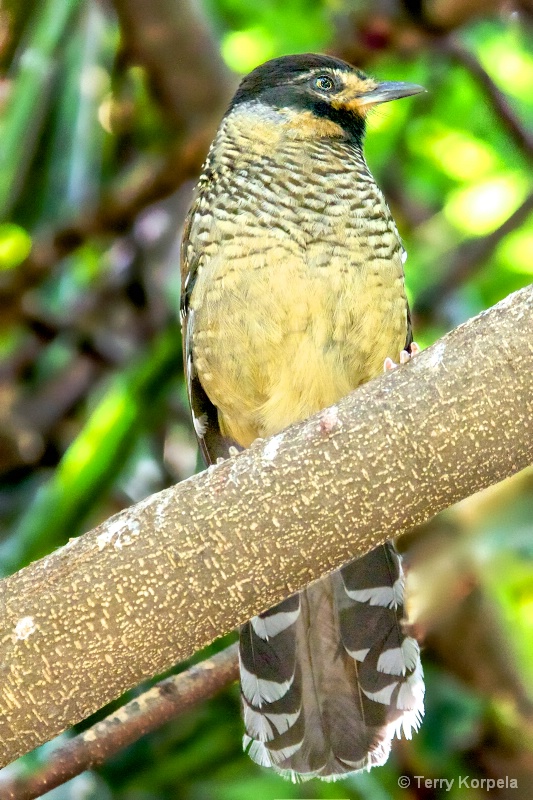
top-left (292, 68), bottom-right (349, 84)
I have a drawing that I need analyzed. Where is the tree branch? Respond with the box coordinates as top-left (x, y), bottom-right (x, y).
top-left (0, 285), bottom-right (532, 768)
top-left (111, 0), bottom-right (233, 132)
top-left (0, 644), bottom-right (239, 800)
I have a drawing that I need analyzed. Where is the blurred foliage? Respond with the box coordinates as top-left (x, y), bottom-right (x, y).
top-left (0, 0), bottom-right (532, 798)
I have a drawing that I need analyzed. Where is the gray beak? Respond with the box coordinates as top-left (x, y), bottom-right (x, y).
top-left (361, 81), bottom-right (426, 106)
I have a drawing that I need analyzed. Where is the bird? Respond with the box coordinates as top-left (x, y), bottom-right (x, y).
top-left (180, 53), bottom-right (425, 781)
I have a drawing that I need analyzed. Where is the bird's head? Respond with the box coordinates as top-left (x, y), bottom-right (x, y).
top-left (227, 53), bottom-right (425, 144)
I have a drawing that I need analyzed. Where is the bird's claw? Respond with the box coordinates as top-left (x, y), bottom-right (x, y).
top-left (384, 341), bottom-right (420, 372)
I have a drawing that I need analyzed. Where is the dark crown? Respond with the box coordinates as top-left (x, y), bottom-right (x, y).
top-left (231, 53), bottom-right (367, 106)
top-left (227, 54), bottom-right (372, 143)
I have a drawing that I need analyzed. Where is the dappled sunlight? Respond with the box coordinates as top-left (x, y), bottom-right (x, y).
top-left (0, 223), bottom-right (32, 270)
top-left (444, 174), bottom-right (528, 235)
top-left (497, 229), bottom-right (533, 275)
top-left (410, 122), bottom-right (500, 181)
top-left (221, 28), bottom-right (276, 73)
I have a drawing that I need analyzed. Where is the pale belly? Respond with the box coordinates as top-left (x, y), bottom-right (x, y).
top-left (190, 245), bottom-right (408, 448)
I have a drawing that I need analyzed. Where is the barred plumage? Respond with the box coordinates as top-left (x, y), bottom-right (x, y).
top-left (180, 53), bottom-right (425, 781)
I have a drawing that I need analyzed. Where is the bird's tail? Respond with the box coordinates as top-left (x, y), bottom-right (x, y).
top-left (239, 541), bottom-right (424, 781)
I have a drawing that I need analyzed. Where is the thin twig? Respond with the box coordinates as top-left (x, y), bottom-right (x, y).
top-left (0, 131), bottom-right (212, 312)
top-left (414, 190), bottom-right (533, 316)
top-left (0, 644), bottom-right (239, 800)
top-left (443, 35), bottom-right (533, 160)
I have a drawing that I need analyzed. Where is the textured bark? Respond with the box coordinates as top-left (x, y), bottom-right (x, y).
top-left (0, 285), bottom-right (532, 767)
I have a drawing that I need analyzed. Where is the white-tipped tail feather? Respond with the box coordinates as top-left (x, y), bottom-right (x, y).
top-left (239, 542), bottom-right (424, 780)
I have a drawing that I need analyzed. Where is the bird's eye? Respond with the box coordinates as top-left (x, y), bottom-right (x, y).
top-left (313, 75), bottom-right (335, 92)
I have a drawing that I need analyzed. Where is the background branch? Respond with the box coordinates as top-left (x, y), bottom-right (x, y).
top-left (1, 0), bottom-right (234, 315)
top-left (111, 0), bottom-right (232, 132)
top-left (0, 137), bottom-right (214, 316)
top-left (0, 644), bottom-right (239, 800)
top-left (442, 35), bottom-right (533, 160)
top-left (0, 284), bottom-right (532, 769)
top-left (414, 190), bottom-right (533, 316)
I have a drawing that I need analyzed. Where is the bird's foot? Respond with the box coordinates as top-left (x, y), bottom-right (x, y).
top-left (384, 342), bottom-right (420, 372)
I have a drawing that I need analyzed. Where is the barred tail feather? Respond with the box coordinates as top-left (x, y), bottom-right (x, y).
top-left (239, 542), bottom-right (424, 780)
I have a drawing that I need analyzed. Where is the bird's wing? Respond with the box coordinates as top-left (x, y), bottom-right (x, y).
top-left (405, 301), bottom-right (413, 351)
top-left (180, 208), bottom-right (240, 466)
